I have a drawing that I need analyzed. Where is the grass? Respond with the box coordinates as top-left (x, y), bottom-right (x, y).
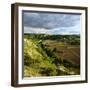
top-left (24, 34), bottom-right (80, 77)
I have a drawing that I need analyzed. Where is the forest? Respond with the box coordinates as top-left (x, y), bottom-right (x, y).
top-left (24, 34), bottom-right (80, 77)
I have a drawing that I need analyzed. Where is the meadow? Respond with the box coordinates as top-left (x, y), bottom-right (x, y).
top-left (24, 34), bottom-right (80, 77)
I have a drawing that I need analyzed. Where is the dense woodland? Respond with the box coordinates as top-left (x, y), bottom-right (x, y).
top-left (24, 34), bottom-right (80, 77)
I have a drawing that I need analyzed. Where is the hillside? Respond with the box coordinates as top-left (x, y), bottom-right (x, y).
top-left (24, 34), bottom-right (80, 77)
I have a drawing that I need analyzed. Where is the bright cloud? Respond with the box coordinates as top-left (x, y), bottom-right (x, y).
top-left (24, 27), bottom-right (50, 34)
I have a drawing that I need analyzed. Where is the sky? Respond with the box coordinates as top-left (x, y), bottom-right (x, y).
top-left (23, 11), bottom-right (81, 35)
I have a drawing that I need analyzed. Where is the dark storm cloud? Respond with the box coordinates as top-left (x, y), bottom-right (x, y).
top-left (23, 12), bottom-right (80, 29)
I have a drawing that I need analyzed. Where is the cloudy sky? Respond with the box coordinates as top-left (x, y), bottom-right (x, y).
top-left (23, 11), bottom-right (81, 35)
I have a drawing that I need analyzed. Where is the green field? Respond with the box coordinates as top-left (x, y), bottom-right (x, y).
top-left (24, 34), bottom-right (80, 77)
